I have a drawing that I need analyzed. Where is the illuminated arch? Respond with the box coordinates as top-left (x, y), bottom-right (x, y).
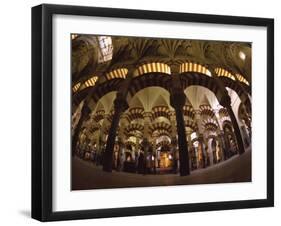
top-left (125, 123), bottom-right (144, 136)
top-left (199, 105), bottom-right (215, 118)
top-left (179, 62), bottom-right (212, 77)
top-left (181, 75), bottom-right (224, 104)
top-left (149, 121), bottom-right (172, 136)
top-left (106, 68), bottom-right (128, 80)
top-left (72, 82), bottom-right (81, 92)
top-left (133, 62), bottom-right (171, 77)
top-left (152, 129), bottom-right (171, 138)
top-left (82, 76), bottom-right (99, 89)
top-left (236, 73), bottom-right (250, 86)
top-left (202, 118), bottom-right (218, 132)
top-left (183, 105), bottom-right (195, 119)
top-left (93, 110), bottom-right (105, 123)
top-left (151, 106), bottom-right (171, 121)
top-left (72, 75), bottom-right (99, 94)
top-left (126, 107), bottom-right (144, 121)
top-left (214, 67), bottom-right (236, 81)
top-left (185, 120), bottom-right (198, 131)
top-left (127, 85), bottom-right (171, 111)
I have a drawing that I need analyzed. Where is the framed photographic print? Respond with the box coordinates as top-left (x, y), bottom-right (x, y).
top-left (32, 4), bottom-right (274, 221)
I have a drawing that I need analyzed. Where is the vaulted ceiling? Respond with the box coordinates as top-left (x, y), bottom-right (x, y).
top-left (71, 35), bottom-right (252, 86)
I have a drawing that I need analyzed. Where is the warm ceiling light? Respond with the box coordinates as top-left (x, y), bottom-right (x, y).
top-left (71, 34), bottom-right (78, 40)
top-left (239, 51), bottom-right (246, 60)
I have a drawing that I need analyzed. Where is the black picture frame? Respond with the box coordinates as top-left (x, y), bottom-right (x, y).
top-left (31, 3), bottom-right (274, 222)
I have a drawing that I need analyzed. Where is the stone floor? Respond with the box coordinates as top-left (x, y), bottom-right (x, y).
top-left (72, 149), bottom-right (251, 190)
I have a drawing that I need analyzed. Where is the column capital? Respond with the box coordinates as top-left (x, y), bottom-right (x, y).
top-left (80, 104), bottom-right (91, 117)
top-left (220, 94), bottom-right (231, 108)
top-left (120, 113), bottom-right (128, 122)
top-left (170, 91), bottom-right (186, 109)
top-left (171, 136), bottom-right (177, 145)
top-left (141, 137), bottom-right (149, 145)
top-left (114, 97), bottom-right (129, 112)
top-left (198, 133), bottom-right (204, 141)
top-left (194, 109), bottom-right (201, 116)
top-left (169, 110), bottom-right (176, 118)
top-left (143, 111), bottom-right (152, 119)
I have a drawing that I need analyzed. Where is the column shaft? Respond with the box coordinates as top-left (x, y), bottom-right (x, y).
top-left (170, 91), bottom-right (190, 176)
top-left (221, 94), bottom-right (245, 155)
top-left (103, 98), bottom-right (128, 172)
top-left (227, 106), bottom-right (245, 155)
top-left (175, 107), bottom-right (190, 175)
top-left (72, 104), bottom-right (90, 156)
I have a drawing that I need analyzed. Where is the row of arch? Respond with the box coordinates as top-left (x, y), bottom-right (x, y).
top-left (73, 71), bottom-right (251, 114)
top-left (72, 70), bottom-right (251, 175)
top-left (73, 62), bottom-right (250, 94)
top-left (74, 74), bottom-right (251, 141)
top-left (74, 86), bottom-right (250, 171)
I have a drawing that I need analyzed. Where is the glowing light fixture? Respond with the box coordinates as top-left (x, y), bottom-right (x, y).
top-left (239, 51), bottom-right (246, 60)
top-left (71, 34), bottom-right (78, 40)
top-left (190, 132), bottom-right (197, 140)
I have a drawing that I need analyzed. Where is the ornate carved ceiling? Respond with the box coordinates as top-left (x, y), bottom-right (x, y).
top-left (72, 35), bottom-right (251, 86)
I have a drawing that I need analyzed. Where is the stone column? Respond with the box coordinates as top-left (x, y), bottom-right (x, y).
top-left (143, 113), bottom-right (151, 150)
top-left (187, 131), bottom-right (193, 170)
top-left (194, 111), bottom-right (205, 167)
top-left (170, 111), bottom-right (177, 137)
top-left (143, 112), bottom-right (151, 139)
top-left (118, 115), bottom-right (127, 168)
top-left (208, 140), bottom-right (214, 166)
top-left (170, 91), bottom-right (190, 176)
top-left (194, 110), bottom-right (203, 134)
top-left (170, 112), bottom-right (178, 173)
top-left (95, 136), bottom-right (99, 152)
top-left (142, 112), bottom-right (151, 174)
top-left (223, 130), bottom-right (231, 159)
top-left (198, 134), bottom-right (206, 168)
top-left (152, 138), bottom-right (157, 168)
top-left (187, 132), bottom-right (192, 149)
top-left (135, 137), bottom-right (140, 155)
top-left (241, 124), bottom-right (250, 147)
top-left (135, 137), bottom-right (140, 169)
top-left (72, 104), bottom-right (91, 156)
top-left (217, 131), bottom-right (226, 161)
top-left (103, 97), bottom-right (128, 172)
top-left (100, 113), bottom-right (110, 150)
top-left (221, 95), bottom-right (245, 155)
